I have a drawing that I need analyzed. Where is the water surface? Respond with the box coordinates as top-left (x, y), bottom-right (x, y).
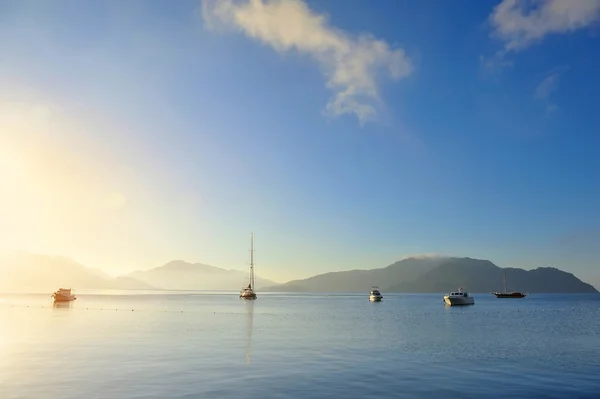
top-left (1, 291), bottom-right (599, 398)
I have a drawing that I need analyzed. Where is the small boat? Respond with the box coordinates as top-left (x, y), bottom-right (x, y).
top-left (491, 273), bottom-right (526, 298)
top-left (443, 288), bottom-right (474, 306)
top-left (51, 288), bottom-right (76, 302)
top-left (240, 232), bottom-right (257, 300)
top-left (369, 286), bottom-right (383, 302)
top-left (239, 284), bottom-right (256, 300)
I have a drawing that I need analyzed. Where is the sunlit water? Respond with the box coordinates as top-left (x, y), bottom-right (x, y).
top-left (1, 291), bottom-right (599, 398)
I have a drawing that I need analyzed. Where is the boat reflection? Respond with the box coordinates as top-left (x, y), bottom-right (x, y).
top-left (245, 300), bottom-right (254, 364)
top-left (53, 300), bottom-right (73, 309)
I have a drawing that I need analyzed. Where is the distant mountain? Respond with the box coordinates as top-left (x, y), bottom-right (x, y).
top-left (387, 257), bottom-right (598, 293)
top-left (86, 267), bottom-right (114, 280)
top-left (0, 251), bottom-right (154, 292)
top-left (262, 256), bottom-right (598, 293)
top-left (262, 256), bottom-right (447, 292)
top-left (125, 260), bottom-right (279, 290)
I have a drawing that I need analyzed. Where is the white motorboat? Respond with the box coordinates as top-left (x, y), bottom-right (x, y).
top-left (369, 286), bottom-right (383, 302)
top-left (443, 288), bottom-right (474, 306)
top-left (240, 232), bottom-right (257, 300)
top-left (51, 288), bottom-right (76, 302)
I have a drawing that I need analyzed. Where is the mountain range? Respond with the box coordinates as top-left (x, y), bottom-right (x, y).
top-left (125, 260), bottom-right (278, 290)
top-left (0, 251), bottom-right (154, 292)
top-left (0, 251), bottom-right (596, 294)
top-left (261, 256), bottom-right (598, 293)
top-left (0, 252), bottom-right (277, 292)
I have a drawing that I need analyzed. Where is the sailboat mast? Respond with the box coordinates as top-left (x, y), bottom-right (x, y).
top-left (503, 272), bottom-right (507, 293)
top-left (250, 232), bottom-right (255, 289)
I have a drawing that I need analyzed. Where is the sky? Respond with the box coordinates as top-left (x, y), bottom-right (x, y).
top-left (0, 0), bottom-right (599, 286)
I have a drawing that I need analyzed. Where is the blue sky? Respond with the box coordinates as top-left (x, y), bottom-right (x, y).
top-left (0, 0), bottom-right (599, 286)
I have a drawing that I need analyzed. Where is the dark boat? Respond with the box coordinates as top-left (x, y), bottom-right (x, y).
top-left (491, 273), bottom-right (526, 298)
top-left (493, 292), bottom-right (526, 298)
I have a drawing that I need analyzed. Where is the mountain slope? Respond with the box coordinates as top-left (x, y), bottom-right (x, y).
top-left (262, 256), bottom-right (447, 292)
top-left (0, 251), bottom-right (154, 292)
top-left (126, 260), bottom-right (279, 290)
top-left (388, 258), bottom-right (598, 293)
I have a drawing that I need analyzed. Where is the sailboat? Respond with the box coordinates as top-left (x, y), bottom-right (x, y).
top-left (240, 232), bottom-right (257, 300)
top-left (491, 272), bottom-right (526, 298)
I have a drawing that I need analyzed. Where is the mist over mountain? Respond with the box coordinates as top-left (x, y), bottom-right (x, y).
top-left (262, 256), bottom-right (598, 294)
top-left (125, 260), bottom-right (278, 290)
top-left (0, 252), bottom-right (278, 292)
top-left (0, 251), bottom-right (153, 292)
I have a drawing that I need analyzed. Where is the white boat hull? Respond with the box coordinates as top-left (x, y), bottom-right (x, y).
top-left (444, 296), bottom-right (474, 306)
top-left (369, 295), bottom-right (383, 302)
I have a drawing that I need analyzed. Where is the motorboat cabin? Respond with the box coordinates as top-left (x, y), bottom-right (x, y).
top-left (369, 286), bottom-right (383, 302)
top-left (443, 288), bottom-right (474, 306)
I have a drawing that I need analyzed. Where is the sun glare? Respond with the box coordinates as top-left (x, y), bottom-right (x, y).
top-left (0, 99), bottom-right (132, 256)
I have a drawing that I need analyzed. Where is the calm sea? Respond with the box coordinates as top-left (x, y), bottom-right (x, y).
top-left (1, 291), bottom-right (599, 398)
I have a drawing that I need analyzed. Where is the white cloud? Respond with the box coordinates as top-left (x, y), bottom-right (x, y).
top-left (490, 0), bottom-right (600, 52)
top-left (201, 0), bottom-right (413, 124)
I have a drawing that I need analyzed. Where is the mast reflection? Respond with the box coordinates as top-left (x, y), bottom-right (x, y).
top-left (245, 300), bottom-right (254, 364)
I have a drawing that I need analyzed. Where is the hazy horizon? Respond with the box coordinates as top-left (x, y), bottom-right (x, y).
top-left (1, 1), bottom-right (599, 286)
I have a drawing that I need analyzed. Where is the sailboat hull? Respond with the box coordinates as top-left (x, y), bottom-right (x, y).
top-left (240, 289), bottom-right (257, 300)
top-left (492, 292), bottom-right (526, 298)
top-left (492, 273), bottom-right (526, 298)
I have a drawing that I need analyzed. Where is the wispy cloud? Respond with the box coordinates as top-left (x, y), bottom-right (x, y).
top-left (534, 73), bottom-right (559, 100)
top-left (490, 0), bottom-right (600, 52)
top-left (534, 66), bottom-right (569, 112)
top-left (201, 0), bottom-right (413, 125)
top-left (479, 53), bottom-right (513, 75)
top-left (482, 0), bottom-right (600, 71)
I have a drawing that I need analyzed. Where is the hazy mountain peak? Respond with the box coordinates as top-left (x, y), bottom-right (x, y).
top-left (159, 260), bottom-right (214, 270)
top-left (125, 260), bottom-right (278, 290)
top-left (0, 251), bottom-right (153, 292)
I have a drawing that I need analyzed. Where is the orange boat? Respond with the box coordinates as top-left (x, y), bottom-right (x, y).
top-left (51, 288), bottom-right (77, 302)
